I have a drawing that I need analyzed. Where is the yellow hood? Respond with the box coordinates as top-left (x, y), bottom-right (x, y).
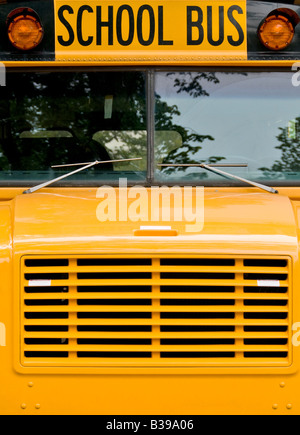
top-left (12, 188), bottom-right (298, 256)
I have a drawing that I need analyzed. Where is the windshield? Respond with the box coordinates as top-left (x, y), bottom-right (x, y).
top-left (0, 71), bottom-right (147, 185)
top-left (0, 69), bottom-right (299, 187)
top-left (154, 70), bottom-right (300, 185)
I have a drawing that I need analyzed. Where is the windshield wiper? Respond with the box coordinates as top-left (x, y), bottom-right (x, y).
top-left (23, 158), bottom-right (142, 194)
top-left (158, 163), bottom-right (278, 194)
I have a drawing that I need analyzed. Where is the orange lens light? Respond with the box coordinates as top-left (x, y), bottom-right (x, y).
top-left (258, 14), bottom-right (294, 51)
top-left (7, 11), bottom-right (44, 51)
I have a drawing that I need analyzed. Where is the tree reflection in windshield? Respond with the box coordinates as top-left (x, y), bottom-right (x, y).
top-left (156, 72), bottom-right (226, 178)
top-left (259, 117), bottom-right (300, 179)
top-left (0, 70), bottom-right (220, 184)
top-left (0, 71), bottom-right (148, 179)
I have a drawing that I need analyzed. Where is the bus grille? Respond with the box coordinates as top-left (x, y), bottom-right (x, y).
top-left (21, 256), bottom-right (291, 368)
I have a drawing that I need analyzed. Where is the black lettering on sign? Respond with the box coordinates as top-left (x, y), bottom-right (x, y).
top-left (96, 6), bottom-right (114, 45)
top-left (57, 5), bottom-right (75, 47)
top-left (207, 6), bottom-right (224, 46)
top-left (187, 6), bottom-right (204, 45)
top-left (227, 5), bottom-right (245, 46)
top-left (137, 5), bottom-right (155, 46)
top-left (77, 5), bottom-right (93, 46)
top-left (158, 6), bottom-right (173, 46)
top-left (117, 5), bottom-right (135, 46)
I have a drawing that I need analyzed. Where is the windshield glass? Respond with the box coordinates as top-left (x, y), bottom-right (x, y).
top-left (0, 71), bottom-right (147, 185)
top-left (1, 69), bottom-right (300, 187)
top-left (154, 70), bottom-right (300, 185)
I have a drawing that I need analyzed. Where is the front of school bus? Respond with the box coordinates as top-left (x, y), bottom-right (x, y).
top-left (0, 0), bottom-right (300, 415)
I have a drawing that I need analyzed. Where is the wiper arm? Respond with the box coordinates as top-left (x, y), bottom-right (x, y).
top-left (158, 163), bottom-right (278, 194)
top-left (23, 158), bottom-right (142, 194)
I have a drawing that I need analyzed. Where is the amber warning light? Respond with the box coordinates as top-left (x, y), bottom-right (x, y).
top-left (258, 9), bottom-right (300, 51)
top-left (6, 8), bottom-right (44, 51)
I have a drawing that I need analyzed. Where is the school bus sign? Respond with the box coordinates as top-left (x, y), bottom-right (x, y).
top-left (55, 0), bottom-right (247, 62)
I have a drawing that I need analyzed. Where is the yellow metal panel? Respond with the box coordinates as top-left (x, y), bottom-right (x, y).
top-left (0, 187), bottom-right (299, 413)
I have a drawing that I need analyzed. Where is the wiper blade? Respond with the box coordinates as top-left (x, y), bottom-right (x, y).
top-left (158, 163), bottom-right (249, 168)
top-left (158, 163), bottom-right (278, 194)
top-left (23, 158), bottom-right (142, 194)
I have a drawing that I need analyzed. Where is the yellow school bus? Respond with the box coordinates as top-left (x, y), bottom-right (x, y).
top-left (0, 0), bottom-right (300, 416)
